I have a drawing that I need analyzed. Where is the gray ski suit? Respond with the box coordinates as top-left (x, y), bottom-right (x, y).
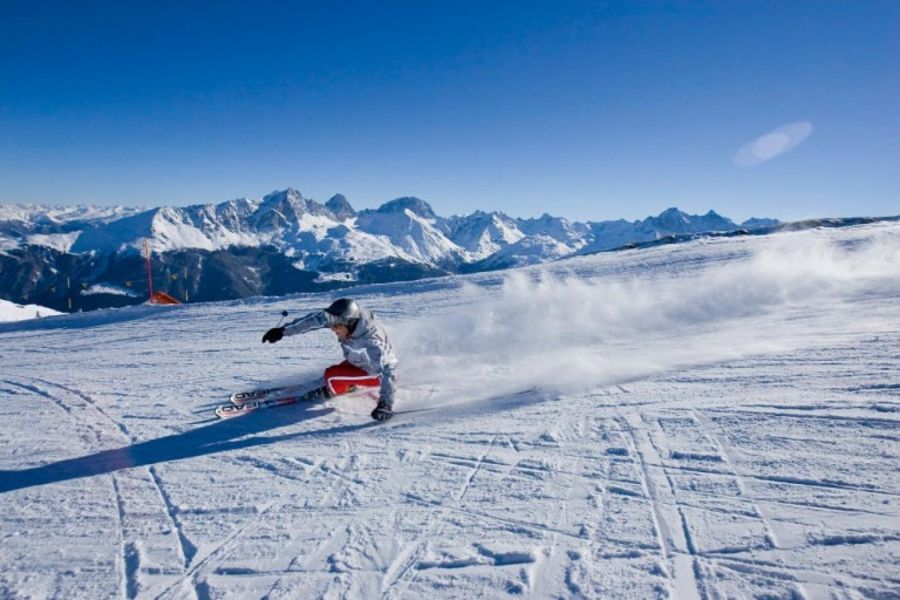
top-left (283, 307), bottom-right (398, 407)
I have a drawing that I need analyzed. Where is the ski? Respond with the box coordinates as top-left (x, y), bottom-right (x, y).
top-left (230, 383), bottom-right (311, 406)
top-left (216, 387), bottom-right (327, 419)
top-left (378, 407), bottom-right (436, 423)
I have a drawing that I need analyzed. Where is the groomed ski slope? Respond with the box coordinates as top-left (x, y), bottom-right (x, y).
top-left (0, 221), bottom-right (898, 599)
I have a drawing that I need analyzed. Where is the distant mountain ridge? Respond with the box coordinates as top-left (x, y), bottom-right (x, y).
top-left (0, 189), bottom-right (782, 311)
top-left (0, 188), bottom-right (777, 262)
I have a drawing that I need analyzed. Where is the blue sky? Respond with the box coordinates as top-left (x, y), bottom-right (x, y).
top-left (1, 1), bottom-right (897, 222)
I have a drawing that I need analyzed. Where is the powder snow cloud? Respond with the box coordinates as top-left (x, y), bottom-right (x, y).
top-left (396, 224), bottom-right (900, 408)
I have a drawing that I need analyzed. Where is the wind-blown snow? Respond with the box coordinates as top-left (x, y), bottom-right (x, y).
top-left (314, 271), bottom-right (358, 283)
top-left (81, 284), bottom-right (141, 297)
top-left (395, 224), bottom-right (900, 411)
top-left (0, 222), bottom-right (897, 599)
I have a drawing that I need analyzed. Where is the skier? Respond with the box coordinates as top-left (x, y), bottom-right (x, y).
top-left (262, 298), bottom-right (397, 421)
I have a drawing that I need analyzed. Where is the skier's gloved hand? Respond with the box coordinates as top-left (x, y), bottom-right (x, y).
top-left (262, 327), bottom-right (284, 344)
top-left (371, 402), bottom-right (393, 422)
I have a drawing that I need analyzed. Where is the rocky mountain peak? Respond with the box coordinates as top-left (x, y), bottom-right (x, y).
top-left (375, 197), bottom-right (436, 220)
top-left (325, 194), bottom-right (356, 221)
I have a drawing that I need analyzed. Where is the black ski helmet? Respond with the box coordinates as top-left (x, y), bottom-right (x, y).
top-left (325, 298), bottom-right (361, 328)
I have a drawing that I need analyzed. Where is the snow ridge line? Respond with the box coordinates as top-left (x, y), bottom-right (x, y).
top-left (455, 435), bottom-right (496, 502)
top-left (620, 413), bottom-right (704, 600)
top-left (380, 540), bottom-right (419, 596)
top-left (3, 378), bottom-right (100, 444)
top-left (152, 500), bottom-right (281, 600)
top-left (383, 503), bottom-right (454, 597)
top-left (3, 377), bottom-right (139, 599)
top-left (3, 377), bottom-right (200, 599)
top-left (29, 376), bottom-right (133, 440)
top-left (401, 493), bottom-right (585, 542)
top-left (3, 377), bottom-right (132, 447)
top-left (383, 434), bottom-right (504, 598)
top-left (148, 466), bottom-right (198, 569)
top-left (111, 475), bottom-right (140, 600)
top-left (628, 453), bottom-right (900, 501)
top-left (705, 406), bottom-right (900, 427)
top-left (153, 453), bottom-right (336, 599)
top-left (690, 409), bottom-right (784, 550)
top-left (531, 410), bottom-right (584, 600)
top-left (218, 456), bottom-right (336, 598)
top-left (711, 553), bottom-right (900, 591)
top-left (382, 479), bottom-right (452, 595)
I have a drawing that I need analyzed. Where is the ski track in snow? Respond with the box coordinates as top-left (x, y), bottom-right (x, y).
top-left (1, 222), bottom-right (899, 599)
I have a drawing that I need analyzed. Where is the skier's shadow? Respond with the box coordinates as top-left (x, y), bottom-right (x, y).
top-left (0, 405), bottom-right (373, 495)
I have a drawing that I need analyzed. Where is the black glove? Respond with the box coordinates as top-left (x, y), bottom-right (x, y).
top-left (371, 402), bottom-right (394, 422)
top-left (262, 327), bottom-right (284, 344)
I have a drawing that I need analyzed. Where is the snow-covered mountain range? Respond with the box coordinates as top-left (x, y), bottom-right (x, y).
top-left (1, 188), bottom-right (775, 266)
top-left (0, 189), bottom-right (785, 311)
top-left (0, 204), bottom-right (143, 253)
top-left (4, 189), bottom-right (899, 316)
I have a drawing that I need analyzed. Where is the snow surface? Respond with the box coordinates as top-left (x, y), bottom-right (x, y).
top-left (0, 299), bottom-right (62, 323)
top-left (0, 222), bottom-right (898, 599)
top-left (24, 232), bottom-right (82, 253)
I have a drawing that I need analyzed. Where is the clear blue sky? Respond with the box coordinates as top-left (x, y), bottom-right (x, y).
top-left (1, 1), bottom-right (897, 222)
